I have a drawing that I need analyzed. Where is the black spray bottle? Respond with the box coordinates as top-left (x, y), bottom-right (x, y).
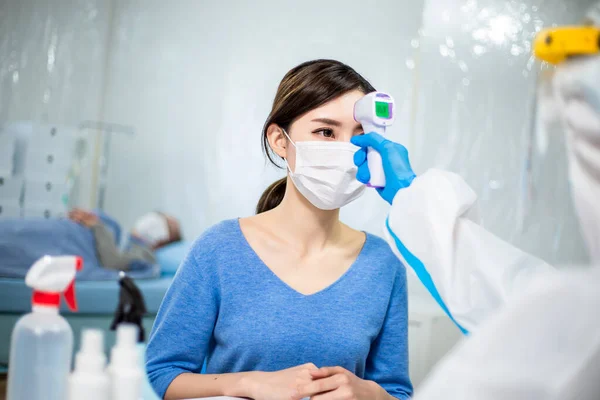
top-left (110, 272), bottom-right (148, 341)
top-left (109, 272), bottom-right (160, 400)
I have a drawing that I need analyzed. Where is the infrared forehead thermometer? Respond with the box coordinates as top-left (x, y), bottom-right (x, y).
top-left (354, 92), bottom-right (395, 188)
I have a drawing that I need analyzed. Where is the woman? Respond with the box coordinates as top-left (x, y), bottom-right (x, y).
top-left (146, 59), bottom-right (412, 400)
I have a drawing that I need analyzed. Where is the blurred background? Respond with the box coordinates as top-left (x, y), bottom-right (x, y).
top-left (0, 0), bottom-right (595, 394)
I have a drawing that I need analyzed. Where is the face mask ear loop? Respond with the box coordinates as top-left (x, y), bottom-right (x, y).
top-left (282, 128), bottom-right (296, 174)
top-left (281, 128), bottom-right (297, 148)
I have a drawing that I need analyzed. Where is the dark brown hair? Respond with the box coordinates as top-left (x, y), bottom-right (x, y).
top-left (256, 59), bottom-right (375, 214)
top-left (154, 212), bottom-right (183, 249)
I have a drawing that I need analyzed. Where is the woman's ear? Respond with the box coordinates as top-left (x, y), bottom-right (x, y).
top-left (266, 123), bottom-right (287, 159)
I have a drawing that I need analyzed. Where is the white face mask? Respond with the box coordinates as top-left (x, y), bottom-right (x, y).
top-left (133, 212), bottom-right (170, 246)
top-left (283, 129), bottom-right (365, 210)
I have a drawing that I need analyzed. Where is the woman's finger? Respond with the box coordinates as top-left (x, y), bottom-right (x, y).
top-left (309, 370), bottom-right (329, 379)
top-left (309, 387), bottom-right (342, 400)
top-left (294, 375), bottom-right (340, 399)
top-left (309, 366), bottom-right (346, 379)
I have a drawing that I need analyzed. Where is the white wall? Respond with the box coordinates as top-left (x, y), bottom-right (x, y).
top-left (99, 0), bottom-right (425, 239)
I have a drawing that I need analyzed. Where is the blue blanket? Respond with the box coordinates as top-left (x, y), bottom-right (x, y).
top-left (0, 218), bottom-right (160, 281)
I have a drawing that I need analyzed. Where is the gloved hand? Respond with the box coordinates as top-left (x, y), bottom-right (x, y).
top-left (351, 132), bottom-right (416, 204)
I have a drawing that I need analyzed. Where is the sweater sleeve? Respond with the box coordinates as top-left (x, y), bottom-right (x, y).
top-left (364, 263), bottom-right (413, 399)
top-left (145, 234), bottom-right (220, 399)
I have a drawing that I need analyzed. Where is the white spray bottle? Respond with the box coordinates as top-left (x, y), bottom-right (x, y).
top-left (109, 323), bottom-right (144, 400)
top-left (353, 92), bottom-right (396, 188)
top-left (7, 255), bottom-right (83, 400)
top-left (68, 329), bottom-right (110, 400)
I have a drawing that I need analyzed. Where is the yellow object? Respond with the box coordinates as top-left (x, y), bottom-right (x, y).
top-left (534, 26), bottom-right (600, 64)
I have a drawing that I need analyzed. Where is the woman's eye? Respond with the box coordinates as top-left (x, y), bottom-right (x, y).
top-left (314, 129), bottom-right (335, 138)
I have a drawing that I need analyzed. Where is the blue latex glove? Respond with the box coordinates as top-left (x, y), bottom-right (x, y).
top-left (351, 132), bottom-right (416, 204)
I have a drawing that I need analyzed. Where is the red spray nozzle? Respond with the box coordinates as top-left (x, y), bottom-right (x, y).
top-left (27, 256), bottom-right (84, 311)
top-left (64, 256), bottom-right (83, 311)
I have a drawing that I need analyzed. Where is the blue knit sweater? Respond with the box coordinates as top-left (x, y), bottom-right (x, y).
top-left (146, 219), bottom-right (412, 399)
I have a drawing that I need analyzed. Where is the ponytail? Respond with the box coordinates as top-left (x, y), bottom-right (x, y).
top-left (256, 178), bottom-right (287, 214)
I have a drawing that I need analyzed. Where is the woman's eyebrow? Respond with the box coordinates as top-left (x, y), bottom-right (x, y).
top-left (311, 118), bottom-right (342, 126)
top-left (311, 118), bottom-right (362, 130)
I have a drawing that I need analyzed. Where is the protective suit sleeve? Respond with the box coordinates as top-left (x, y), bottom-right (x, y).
top-left (384, 168), bottom-right (554, 333)
top-left (412, 267), bottom-right (600, 400)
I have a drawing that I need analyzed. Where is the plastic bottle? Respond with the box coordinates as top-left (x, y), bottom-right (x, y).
top-left (69, 328), bottom-right (110, 400)
top-left (110, 272), bottom-right (160, 399)
top-left (7, 255), bottom-right (83, 400)
top-left (109, 323), bottom-right (144, 400)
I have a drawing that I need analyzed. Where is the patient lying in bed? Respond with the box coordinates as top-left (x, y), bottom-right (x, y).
top-left (0, 210), bottom-right (182, 280)
top-left (68, 209), bottom-right (181, 270)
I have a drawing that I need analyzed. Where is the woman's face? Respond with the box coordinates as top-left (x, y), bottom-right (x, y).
top-left (268, 90), bottom-right (365, 170)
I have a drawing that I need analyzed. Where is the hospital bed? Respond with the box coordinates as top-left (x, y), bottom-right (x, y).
top-left (0, 241), bottom-right (191, 368)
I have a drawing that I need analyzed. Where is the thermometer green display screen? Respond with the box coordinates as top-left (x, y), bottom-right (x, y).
top-left (375, 101), bottom-right (390, 118)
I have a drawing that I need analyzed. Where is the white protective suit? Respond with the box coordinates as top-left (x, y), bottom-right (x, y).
top-left (384, 5), bottom-right (600, 399)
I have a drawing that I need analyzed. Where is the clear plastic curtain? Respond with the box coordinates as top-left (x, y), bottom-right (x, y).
top-left (0, 0), bottom-right (593, 265)
top-left (0, 0), bottom-right (112, 211)
top-left (0, 0), bottom-right (110, 125)
top-left (409, 0), bottom-right (594, 265)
